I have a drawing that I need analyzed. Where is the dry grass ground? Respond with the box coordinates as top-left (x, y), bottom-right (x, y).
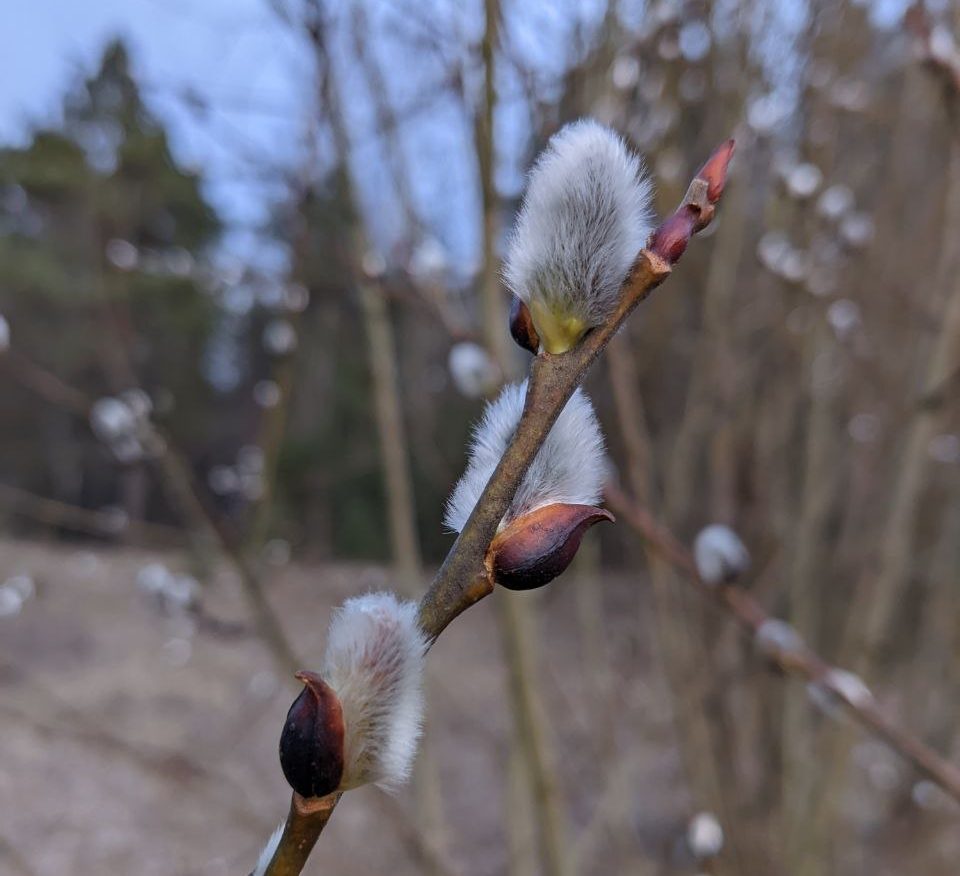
top-left (0, 537), bottom-right (683, 876)
top-left (2, 538), bottom-right (957, 876)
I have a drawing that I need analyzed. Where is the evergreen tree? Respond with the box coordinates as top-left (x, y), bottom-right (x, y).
top-left (0, 40), bottom-right (221, 514)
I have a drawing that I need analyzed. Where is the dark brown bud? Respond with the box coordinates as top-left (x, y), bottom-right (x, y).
top-left (279, 670), bottom-right (345, 799)
top-left (697, 139), bottom-right (735, 204)
top-left (509, 295), bottom-right (540, 354)
top-left (487, 503), bottom-right (614, 591)
top-left (647, 207), bottom-right (699, 265)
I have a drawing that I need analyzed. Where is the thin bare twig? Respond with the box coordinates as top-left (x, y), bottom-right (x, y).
top-left (603, 483), bottom-right (960, 803)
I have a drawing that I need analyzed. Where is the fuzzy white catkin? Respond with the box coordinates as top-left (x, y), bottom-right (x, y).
top-left (251, 822), bottom-right (284, 876)
top-left (448, 341), bottom-right (500, 399)
top-left (90, 397), bottom-right (139, 443)
top-left (504, 119), bottom-right (654, 330)
top-left (687, 812), bottom-right (724, 858)
top-left (444, 381), bottom-right (607, 533)
top-left (323, 592), bottom-right (427, 791)
top-left (693, 524), bottom-right (750, 585)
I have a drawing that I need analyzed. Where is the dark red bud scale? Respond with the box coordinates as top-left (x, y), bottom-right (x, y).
top-left (509, 295), bottom-right (540, 354)
top-left (279, 670), bottom-right (345, 799)
top-left (488, 503), bottom-right (614, 591)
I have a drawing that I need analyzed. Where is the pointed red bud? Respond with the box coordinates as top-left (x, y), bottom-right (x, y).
top-left (509, 295), bottom-right (540, 354)
top-left (647, 206), bottom-right (700, 265)
top-left (487, 503), bottom-right (614, 591)
top-left (279, 670), bottom-right (345, 799)
top-left (697, 139), bottom-right (735, 204)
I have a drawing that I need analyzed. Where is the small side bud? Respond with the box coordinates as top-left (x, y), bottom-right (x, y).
top-left (279, 671), bottom-right (345, 799)
top-left (686, 811), bottom-right (724, 860)
top-left (0, 314), bottom-right (9, 352)
top-left (509, 295), bottom-right (540, 354)
top-left (696, 138), bottom-right (735, 203)
top-left (647, 138), bottom-right (734, 265)
top-left (693, 524), bottom-right (750, 585)
top-left (647, 206), bottom-right (698, 264)
top-left (487, 503), bottom-right (613, 591)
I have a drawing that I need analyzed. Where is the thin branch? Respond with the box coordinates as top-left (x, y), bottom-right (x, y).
top-left (603, 483), bottom-right (960, 803)
top-left (0, 481), bottom-right (186, 545)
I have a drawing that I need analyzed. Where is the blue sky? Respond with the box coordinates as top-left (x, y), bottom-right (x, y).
top-left (0, 0), bottom-right (606, 275)
top-left (1, 0), bottom-right (312, 241)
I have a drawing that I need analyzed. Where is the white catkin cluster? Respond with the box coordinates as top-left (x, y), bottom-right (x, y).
top-left (504, 119), bottom-right (654, 333)
top-left (323, 592), bottom-right (427, 791)
top-left (251, 823), bottom-right (285, 876)
top-left (444, 381), bottom-right (607, 533)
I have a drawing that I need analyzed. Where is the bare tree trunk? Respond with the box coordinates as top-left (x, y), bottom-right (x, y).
top-left (359, 280), bottom-right (423, 593)
top-left (499, 594), bottom-right (573, 876)
top-left (607, 334), bottom-right (753, 876)
top-left (855, 138), bottom-right (960, 680)
top-left (475, 0), bottom-right (513, 373)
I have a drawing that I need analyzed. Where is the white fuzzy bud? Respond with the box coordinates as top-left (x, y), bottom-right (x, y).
top-left (90, 397), bottom-right (139, 444)
top-left (253, 379), bottom-right (281, 408)
top-left (693, 524), bottom-right (750, 585)
top-left (324, 592), bottom-right (427, 791)
top-left (817, 184), bottom-right (854, 221)
top-left (807, 668), bottom-right (873, 723)
top-left (687, 811), bottom-right (724, 859)
top-left (105, 238), bottom-right (139, 271)
top-left (839, 212), bottom-right (874, 249)
top-left (409, 237), bottom-right (448, 280)
top-left (754, 619), bottom-right (805, 660)
top-left (264, 318), bottom-right (297, 355)
top-left (444, 381), bottom-right (607, 533)
top-left (785, 163), bottom-right (823, 199)
top-left (504, 119), bottom-right (654, 353)
top-left (448, 342), bottom-right (500, 399)
top-left (136, 562), bottom-right (198, 613)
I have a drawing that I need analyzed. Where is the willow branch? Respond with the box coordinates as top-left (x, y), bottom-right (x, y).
top-left (416, 146), bottom-right (734, 639)
top-left (261, 139), bottom-right (734, 876)
top-left (604, 483), bottom-right (960, 803)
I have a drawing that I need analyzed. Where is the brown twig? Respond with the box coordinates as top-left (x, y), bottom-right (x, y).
top-left (603, 483), bottom-right (960, 803)
top-left (256, 793), bottom-right (341, 876)
top-left (0, 481), bottom-right (186, 545)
